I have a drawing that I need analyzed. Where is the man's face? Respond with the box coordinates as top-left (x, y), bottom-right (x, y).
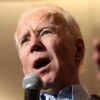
top-left (93, 38), bottom-right (100, 80)
top-left (16, 9), bottom-right (77, 89)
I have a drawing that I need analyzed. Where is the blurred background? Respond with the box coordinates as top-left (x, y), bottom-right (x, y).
top-left (0, 0), bottom-right (100, 100)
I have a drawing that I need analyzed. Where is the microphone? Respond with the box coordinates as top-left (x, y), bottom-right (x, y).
top-left (23, 74), bottom-right (43, 100)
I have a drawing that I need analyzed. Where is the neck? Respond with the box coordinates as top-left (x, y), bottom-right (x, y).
top-left (41, 77), bottom-right (80, 95)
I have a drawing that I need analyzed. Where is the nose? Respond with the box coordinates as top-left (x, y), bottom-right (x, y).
top-left (30, 36), bottom-right (46, 53)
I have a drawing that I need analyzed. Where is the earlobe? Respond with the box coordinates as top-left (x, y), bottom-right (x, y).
top-left (75, 39), bottom-right (85, 63)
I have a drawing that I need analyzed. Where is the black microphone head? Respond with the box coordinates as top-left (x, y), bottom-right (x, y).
top-left (23, 74), bottom-right (43, 90)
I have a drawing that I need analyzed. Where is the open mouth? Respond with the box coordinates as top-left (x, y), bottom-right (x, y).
top-left (33, 57), bottom-right (51, 69)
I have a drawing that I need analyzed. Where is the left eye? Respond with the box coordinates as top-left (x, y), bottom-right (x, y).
top-left (40, 28), bottom-right (54, 36)
top-left (20, 38), bottom-right (29, 46)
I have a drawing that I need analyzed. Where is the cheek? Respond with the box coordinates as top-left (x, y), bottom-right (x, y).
top-left (52, 38), bottom-right (76, 72)
top-left (43, 36), bottom-right (61, 53)
top-left (19, 49), bottom-right (32, 75)
top-left (44, 38), bottom-right (65, 75)
top-left (18, 48), bottom-right (30, 69)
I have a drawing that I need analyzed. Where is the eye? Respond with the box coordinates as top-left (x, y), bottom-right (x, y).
top-left (20, 37), bottom-right (29, 46)
top-left (40, 28), bottom-right (54, 36)
top-left (19, 32), bottom-right (30, 47)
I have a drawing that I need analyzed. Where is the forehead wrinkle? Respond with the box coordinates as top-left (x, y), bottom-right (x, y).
top-left (19, 8), bottom-right (58, 23)
top-left (15, 7), bottom-right (68, 42)
top-left (16, 19), bottom-right (31, 41)
top-left (20, 7), bottom-right (66, 26)
top-left (30, 9), bottom-right (67, 31)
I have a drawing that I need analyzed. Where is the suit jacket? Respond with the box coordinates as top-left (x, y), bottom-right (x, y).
top-left (91, 94), bottom-right (100, 100)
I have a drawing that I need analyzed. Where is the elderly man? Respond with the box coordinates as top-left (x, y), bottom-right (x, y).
top-left (15, 4), bottom-right (98, 100)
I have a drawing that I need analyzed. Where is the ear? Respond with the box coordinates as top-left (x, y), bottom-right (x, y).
top-left (75, 39), bottom-right (85, 64)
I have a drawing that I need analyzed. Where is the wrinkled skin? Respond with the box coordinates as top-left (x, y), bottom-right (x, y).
top-left (15, 8), bottom-right (84, 94)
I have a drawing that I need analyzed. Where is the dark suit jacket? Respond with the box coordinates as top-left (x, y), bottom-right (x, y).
top-left (91, 94), bottom-right (100, 100)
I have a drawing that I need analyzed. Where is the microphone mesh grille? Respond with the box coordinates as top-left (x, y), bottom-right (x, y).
top-left (23, 74), bottom-right (43, 89)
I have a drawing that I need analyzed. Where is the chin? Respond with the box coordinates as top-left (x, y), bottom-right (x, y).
top-left (40, 72), bottom-right (58, 89)
top-left (41, 78), bottom-right (56, 90)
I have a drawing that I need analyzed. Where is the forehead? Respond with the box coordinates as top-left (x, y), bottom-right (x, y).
top-left (16, 8), bottom-right (66, 37)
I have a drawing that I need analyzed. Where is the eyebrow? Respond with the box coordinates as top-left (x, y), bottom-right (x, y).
top-left (35, 24), bottom-right (60, 32)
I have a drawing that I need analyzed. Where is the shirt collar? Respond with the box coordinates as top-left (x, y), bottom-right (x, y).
top-left (57, 86), bottom-right (72, 99)
top-left (40, 85), bottom-right (90, 100)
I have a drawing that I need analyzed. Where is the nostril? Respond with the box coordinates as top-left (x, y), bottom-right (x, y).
top-left (31, 43), bottom-right (46, 52)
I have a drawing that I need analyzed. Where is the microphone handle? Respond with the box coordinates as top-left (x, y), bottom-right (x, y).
top-left (25, 88), bottom-right (40, 100)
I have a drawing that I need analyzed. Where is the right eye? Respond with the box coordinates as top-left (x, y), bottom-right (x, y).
top-left (20, 38), bottom-right (29, 46)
